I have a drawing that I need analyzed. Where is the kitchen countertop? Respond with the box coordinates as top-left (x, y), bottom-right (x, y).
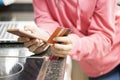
top-left (0, 43), bottom-right (38, 80)
top-left (0, 43), bottom-right (66, 80)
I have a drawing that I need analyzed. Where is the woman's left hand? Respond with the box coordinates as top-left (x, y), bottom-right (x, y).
top-left (50, 36), bottom-right (73, 57)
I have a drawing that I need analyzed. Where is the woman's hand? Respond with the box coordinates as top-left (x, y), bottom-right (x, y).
top-left (18, 26), bottom-right (50, 54)
top-left (50, 36), bottom-right (73, 57)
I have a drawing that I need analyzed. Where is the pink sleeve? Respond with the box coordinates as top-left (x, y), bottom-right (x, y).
top-left (33, 0), bottom-right (59, 35)
top-left (69, 0), bottom-right (116, 61)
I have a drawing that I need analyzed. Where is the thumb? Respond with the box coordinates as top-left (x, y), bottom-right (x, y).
top-left (24, 26), bottom-right (35, 33)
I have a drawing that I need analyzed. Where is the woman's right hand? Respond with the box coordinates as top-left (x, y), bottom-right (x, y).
top-left (18, 26), bottom-right (50, 54)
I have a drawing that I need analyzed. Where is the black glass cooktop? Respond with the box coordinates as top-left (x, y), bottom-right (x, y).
top-left (0, 43), bottom-right (66, 80)
top-left (0, 43), bottom-right (45, 80)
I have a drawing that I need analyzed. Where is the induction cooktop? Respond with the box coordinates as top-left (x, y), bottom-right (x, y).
top-left (0, 44), bottom-right (66, 80)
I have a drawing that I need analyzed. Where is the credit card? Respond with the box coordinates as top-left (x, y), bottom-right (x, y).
top-left (47, 27), bottom-right (71, 44)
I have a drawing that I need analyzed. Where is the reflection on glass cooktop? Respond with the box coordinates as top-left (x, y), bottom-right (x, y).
top-left (19, 57), bottom-right (44, 80)
top-left (0, 44), bottom-right (66, 80)
top-left (0, 44), bottom-right (45, 80)
top-left (0, 57), bottom-right (44, 80)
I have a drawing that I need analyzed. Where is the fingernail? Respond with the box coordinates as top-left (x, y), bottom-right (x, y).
top-left (53, 38), bottom-right (56, 41)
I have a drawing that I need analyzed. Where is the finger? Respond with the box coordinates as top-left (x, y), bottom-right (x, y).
top-left (50, 49), bottom-right (66, 57)
top-left (24, 26), bottom-right (36, 33)
top-left (53, 54), bottom-right (66, 57)
top-left (18, 37), bottom-right (30, 42)
top-left (53, 36), bottom-right (72, 44)
top-left (54, 43), bottom-right (72, 51)
top-left (24, 39), bottom-right (43, 47)
top-left (51, 46), bottom-right (70, 55)
top-left (28, 42), bottom-right (44, 52)
top-left (24, 26), bottom-right (41, 38)
top-left (24, 26), bottom-right (34, 31)
top-left (34, 44), bottom-right (49, 54)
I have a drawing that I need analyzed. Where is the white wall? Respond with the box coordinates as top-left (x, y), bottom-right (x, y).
top-left (15, 0), bottom-right (32, 4)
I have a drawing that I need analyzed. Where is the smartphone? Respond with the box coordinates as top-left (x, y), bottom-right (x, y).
top-left (7, 27), bottom-right (71, 44)
top-left (7, 29), bottom-right (40, 39)
top-left (47, 27), bottom-right (71, 44)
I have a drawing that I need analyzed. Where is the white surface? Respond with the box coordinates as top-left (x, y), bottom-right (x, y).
top-left (64, 56), bottom-right (72, 80)
top-left (0, 21), bottom-right (37, 42)
top-left (3, 0), bottom-right (15, 6)
top-left (15, 0), bottom-right (32, 3)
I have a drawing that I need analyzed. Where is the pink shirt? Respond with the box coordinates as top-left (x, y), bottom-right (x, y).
top-left (33, 0), bottom-right (120, 77)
